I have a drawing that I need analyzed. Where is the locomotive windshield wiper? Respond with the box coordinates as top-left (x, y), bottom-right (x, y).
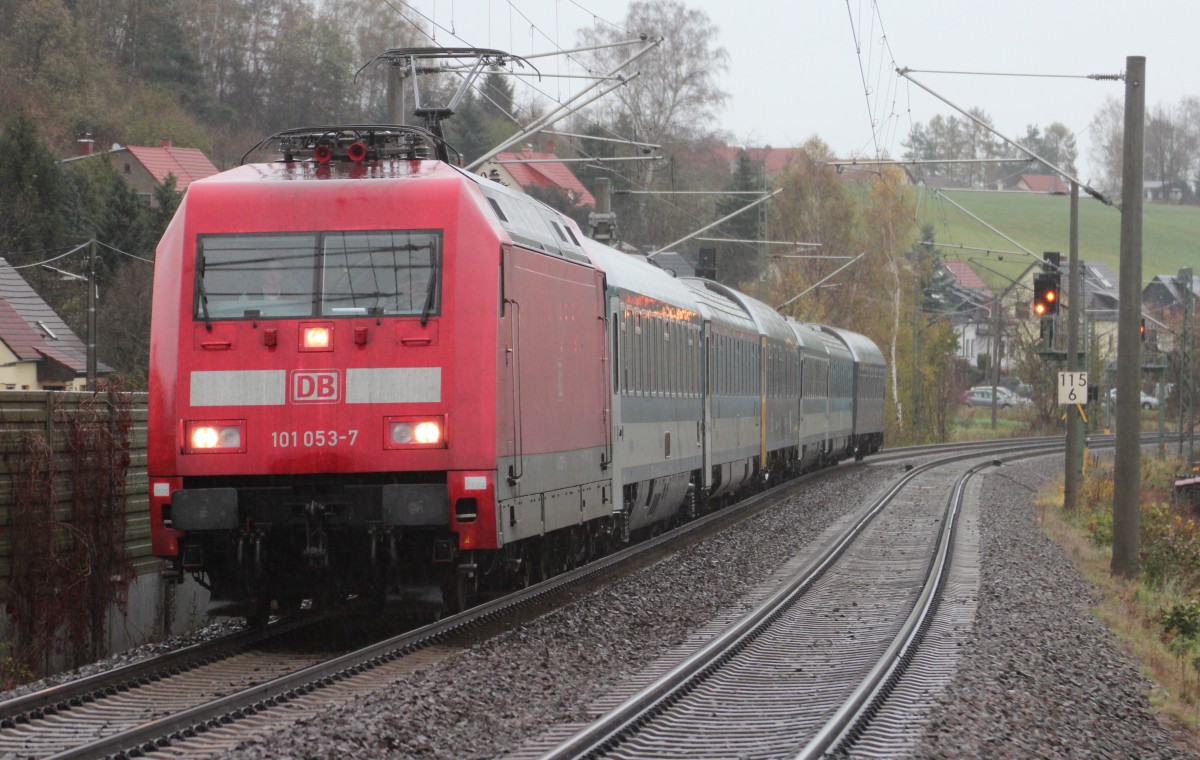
top-left (420, 257), bottom-right (439, 327)
top-left (196, 252), bottom-right (212, 328)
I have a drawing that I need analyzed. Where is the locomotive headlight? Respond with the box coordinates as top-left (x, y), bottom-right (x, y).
top-left (185, 421), bottom-right (245, 453)
top-left (414, 421), bottom-right (441, 444)
top-left (391, 422), bottom-right (415, 444)
top-left (302, 326), bottom-right (332, 349)
top-left (386, 416), bottom-right (445, 449)
top-left (192, 426), bottom-right (219, 449)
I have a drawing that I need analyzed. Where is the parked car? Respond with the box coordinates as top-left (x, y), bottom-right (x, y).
top-left (964, 386), bottom-right (1031, 409)
top-left (1007, 381), bottom-right (1033, 398)
top-left (1107, 388), bottom-right (1159, 410)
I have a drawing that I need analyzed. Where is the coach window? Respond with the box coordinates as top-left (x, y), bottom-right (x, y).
top-left (671, 321), bottom-right (679, 396)
top-left (716, 335), bottom-right (723, 394)
top-left (648, 314), bottom-right (657, 396)
top-left (733, 338), bottom-right (739, 395)
top-left (652, 317), bottom-right (660, 396)
top-left (723, 336), bottom-right (730, 395)
top-left (634, 313), bottom-right (643, 396)
top-left (624, 309), bottom-right (633, 393)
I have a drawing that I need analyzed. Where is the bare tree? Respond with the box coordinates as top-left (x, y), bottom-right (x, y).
top-left (577, 0), bottom-right (729, 144)
top-left (1146, 101), bottom-right (1200, 187)
top-left (1090, 95), bottom-right (1200, 194)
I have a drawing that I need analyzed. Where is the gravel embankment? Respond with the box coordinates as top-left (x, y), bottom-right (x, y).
top-left (916, 456), bottom-right (1196, 759)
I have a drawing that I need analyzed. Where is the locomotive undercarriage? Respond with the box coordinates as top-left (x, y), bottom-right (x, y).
top-left (169, 436), bottom-right (880, 623)
top-left (169, 474), bottom-right (635, 620)
top-left (169, 474), bottom-right (467, 620)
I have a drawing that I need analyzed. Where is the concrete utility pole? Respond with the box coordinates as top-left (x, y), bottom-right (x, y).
top-left (1181, 267), bottom-right (1195, 464)
top-left (1064, 183), bottom-right (1083, 509)
top-left (1112, 56), bottom-right (1145, 579)
top-left (87, 238), bottom-right (97, 388)
top-left (386, 63), bottom-right (406, 123)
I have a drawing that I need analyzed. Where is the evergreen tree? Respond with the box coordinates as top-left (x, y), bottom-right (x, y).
top-left (713, 150), bottom-right (765, 288)
top-left (0, 112), bottom-right (70, 260)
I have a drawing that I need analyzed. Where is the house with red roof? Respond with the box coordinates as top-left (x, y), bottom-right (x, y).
top-left (934, 259), bottom-right (1012, 370)
top-left (713, 146), bottom-right (806, 177)
top-left (63, 137), bottom-right (219, 207)
top-left (1015, 174), bottom-right (1068, 194)
top-left (478, 150), bottom-right (595, 207)
top-left (0, 258), bottom-right (112, 391)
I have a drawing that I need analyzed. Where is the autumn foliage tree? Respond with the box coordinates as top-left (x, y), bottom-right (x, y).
top-left (765, 139), bottom-right (961, 444)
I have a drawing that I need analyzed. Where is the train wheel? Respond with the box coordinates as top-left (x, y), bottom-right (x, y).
top-left (441, 572), bottom-right (472, 615)
top-left (246, 597), bottom-right (272, 627)
top-left (532, 541), bottom-right (551, 583)
top-left (583, 527), bottom-right (597, 564)
top-left (513, 548), bottom-right (533, 589)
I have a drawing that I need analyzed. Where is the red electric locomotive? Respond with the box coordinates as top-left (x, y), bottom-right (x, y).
top-left (149, 115), bottom-right (885, 620)
top-left (148, 124), bottom-right (615, 618)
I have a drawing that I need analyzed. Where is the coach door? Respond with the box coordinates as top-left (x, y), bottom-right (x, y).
top-left (701, 320), bottom-right (714, 491)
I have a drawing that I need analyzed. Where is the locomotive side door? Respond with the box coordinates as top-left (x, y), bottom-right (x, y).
top-left (607, 294), bottom-right (624, 516)
top-left (501, 244), bottom-right (524, 491)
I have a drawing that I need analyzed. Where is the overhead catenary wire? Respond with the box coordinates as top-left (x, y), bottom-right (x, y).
top-left (932, 189), bottom-right (1037, 258)
top-left (696, 237), bottom-right (821, 247)
top-left (900, 67), bottom-right (1124, 81)
top-left (382, 3), bottom-right (759, 262)
top-left (896, 67), bottom-right (1115, 206)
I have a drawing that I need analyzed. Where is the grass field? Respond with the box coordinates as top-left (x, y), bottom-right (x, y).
top-left (915, 188), bottom-right (1200, 289)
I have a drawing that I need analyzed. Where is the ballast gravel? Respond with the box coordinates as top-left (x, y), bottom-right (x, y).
top-left (6, 455), bottom-right (1194, 758)
top-left (222, 456), bottom-right (1196, 759)
top-left (914, 456), bottom-right (1195, 760)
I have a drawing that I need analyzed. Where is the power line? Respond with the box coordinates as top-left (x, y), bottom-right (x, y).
top-left (96, 240), bottom-right (153, 263)
top-left (7, 241), bottom-right (91, 269)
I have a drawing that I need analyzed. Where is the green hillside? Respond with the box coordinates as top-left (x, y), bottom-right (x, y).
top-left (915, 188), bottom-right (1200, 287)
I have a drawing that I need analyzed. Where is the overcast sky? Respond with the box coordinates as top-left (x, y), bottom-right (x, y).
top-left (403, 1), bottom-right (1198, 183)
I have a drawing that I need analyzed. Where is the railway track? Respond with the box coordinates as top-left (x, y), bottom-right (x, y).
top-left (0, 455), bottom-right (874, 759)
top-left (1, 433), bottom-right (1137, 758)
top-left (0, 610), bottom-right (406, 759)
top-left (527, 437), bottom-right (1073, 759)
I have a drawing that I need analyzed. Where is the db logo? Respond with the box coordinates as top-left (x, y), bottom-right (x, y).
top-left (290, 370), bottom-right (341, 404)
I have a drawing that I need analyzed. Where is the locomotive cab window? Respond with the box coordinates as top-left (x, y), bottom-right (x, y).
top-left (194, 230), bottom-right (442, 321)
top-left (322, 231), bottom-right (441, 318)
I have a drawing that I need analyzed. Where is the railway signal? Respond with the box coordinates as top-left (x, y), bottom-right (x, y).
top-left (1033, 273), bottom-right (1059, 316)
